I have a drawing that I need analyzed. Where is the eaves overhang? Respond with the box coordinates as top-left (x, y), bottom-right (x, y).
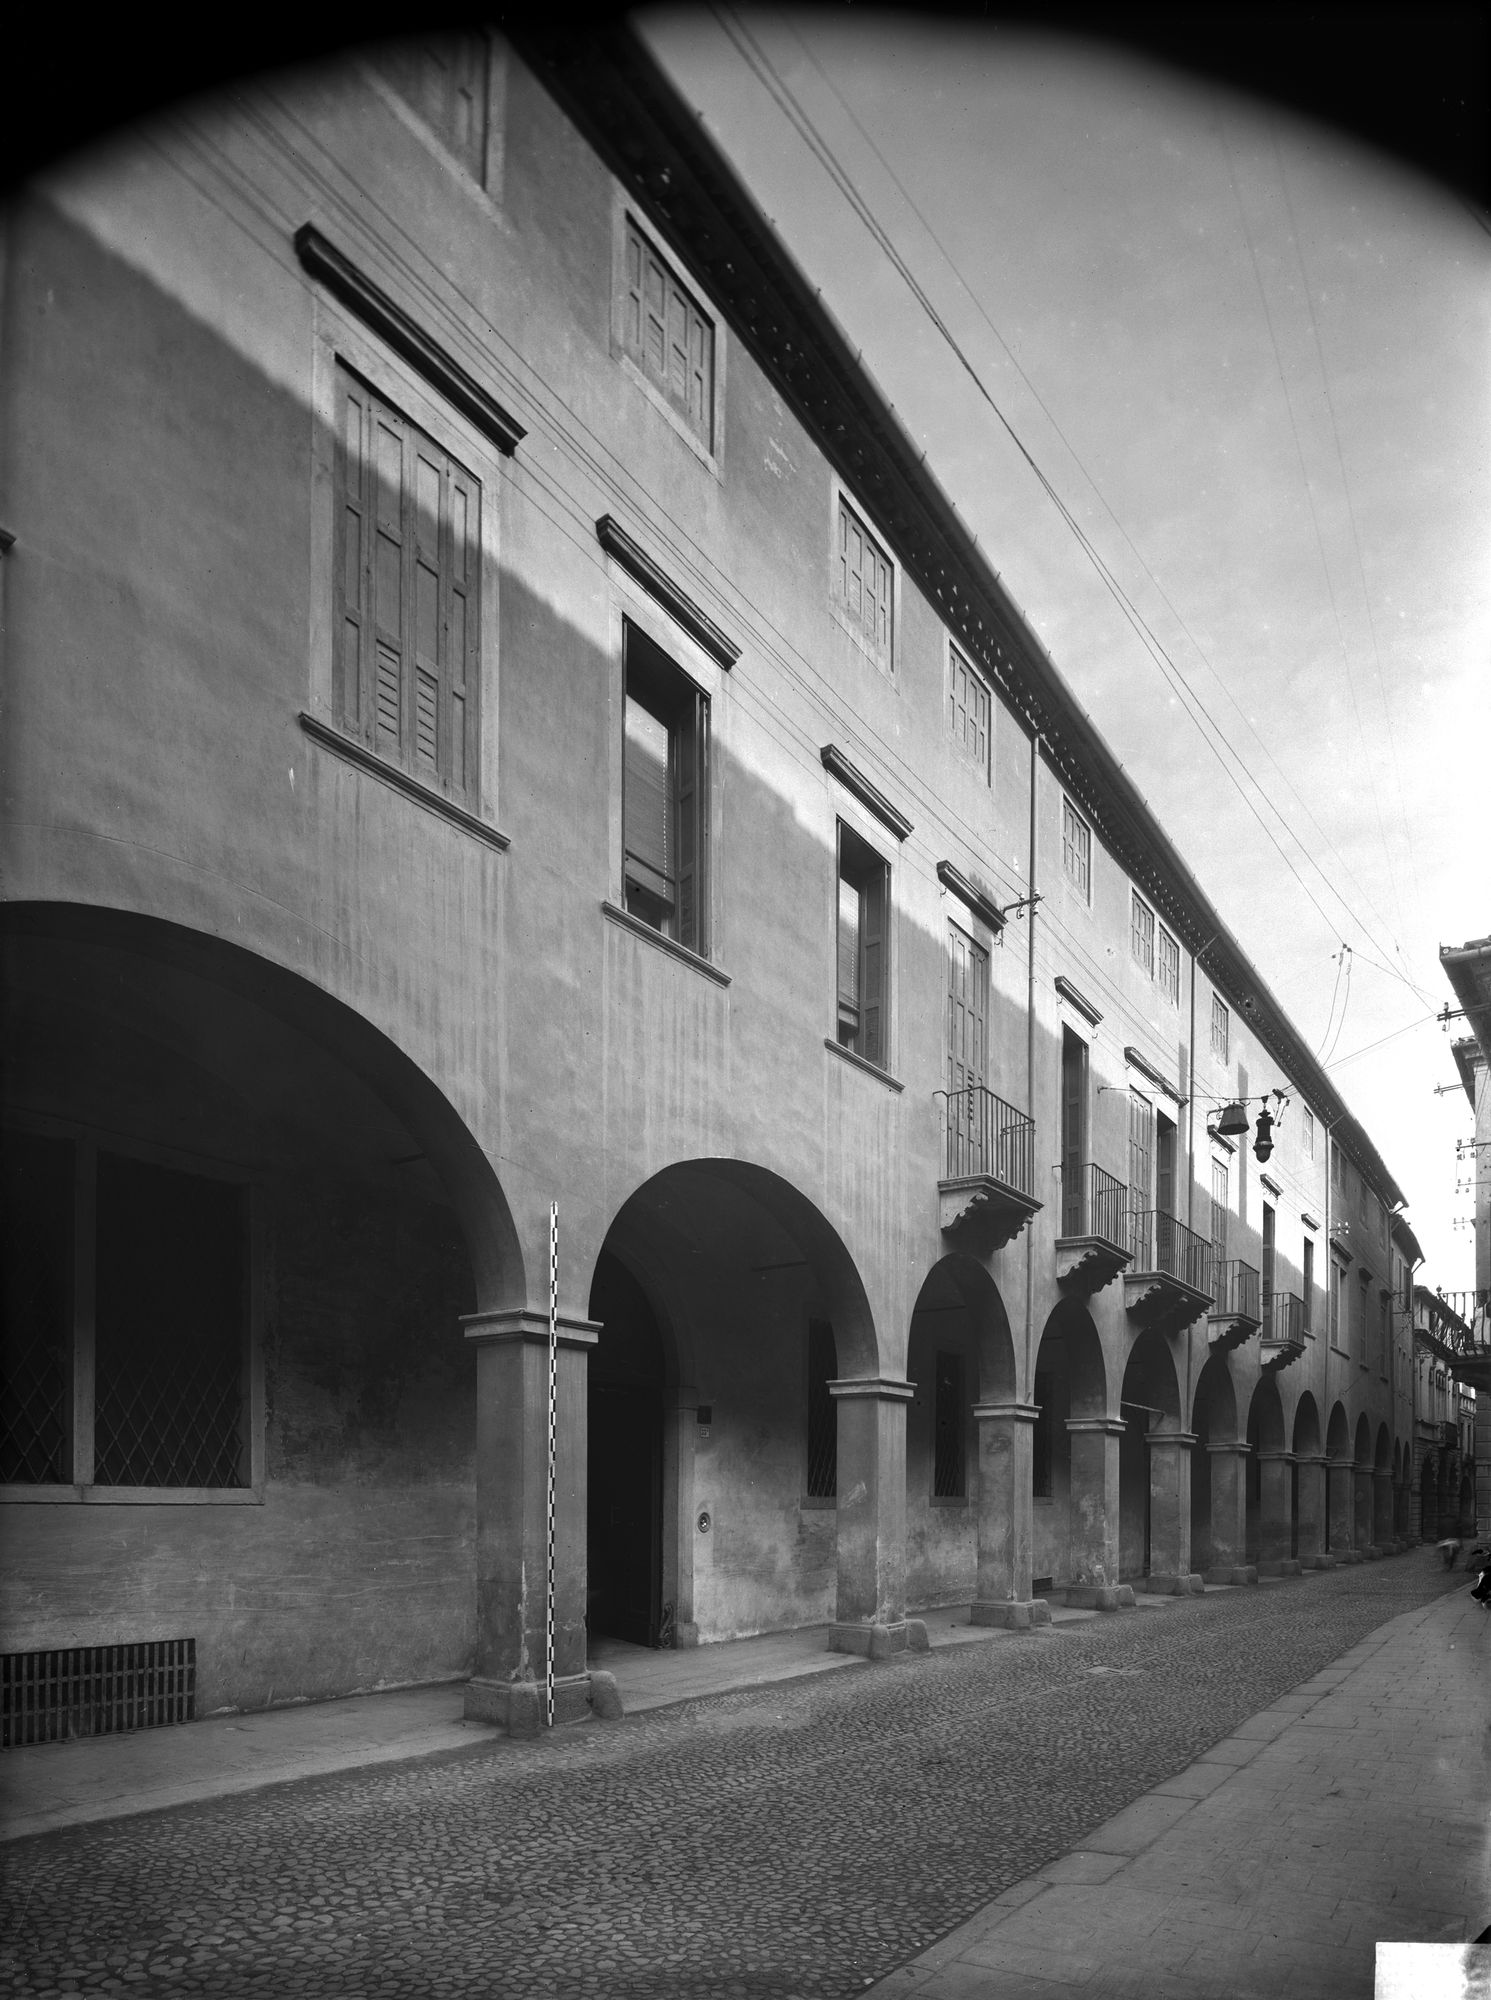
top-left (1442, 936), bottom-right (1491, 1069)
top-left (513, 22), bottom-right (1409, 1210)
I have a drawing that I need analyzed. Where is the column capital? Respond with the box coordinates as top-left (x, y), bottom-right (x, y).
top-left (828, 1375), bottom-right (915, 1403)
top-left (1207, 1440), bottom-right (1253, 1457)
top-left (462, 1308), bottom-right (600, 1349)
top-left (1066, 1416), bottom-right (1127, 1437)
top-left (1297, 1452), bottom-right (1329, 1467)
top-left (1256, 1449), bottom-right (1296, 1464)
top-left (1148, 1431), bottom-right (1199, 1451)
top-left (973, 1401), bottom-right (1041, 1424)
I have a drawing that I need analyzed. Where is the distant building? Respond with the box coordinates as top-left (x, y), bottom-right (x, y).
top-left (1439, 936), bottom-right (1491, 1531)
top-left (0, 26), bottom-right (1421, 1741)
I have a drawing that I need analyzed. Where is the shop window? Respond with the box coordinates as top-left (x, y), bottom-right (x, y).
top-left (933, 1351), bottom-right (966, 1499)
top-left (836, 823), bottom-right (891, 1067)
top-left (335, 367), bottom-right (481, 802)
top-left (1, 1130), bottom-right (250, 1492)
top-left (622, 621), bottom-right (709, 953)
top-left (622, 218), bottom-right (715, 449)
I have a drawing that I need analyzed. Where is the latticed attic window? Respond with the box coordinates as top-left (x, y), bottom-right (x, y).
top-left (836, 497), bottom-right (893, 663)
top-left (1061, 797), bottom-right (1090, 900)
top-left (0, 1131), bottom-right (250, 1491)
top-left (948, 643), bottom-right (990, 779)
top-left (1130, 891), bottom-right (1155, 976)
top-left (806, 1319), bottom-right (837, 1500)
top-left (622, 219), bottom-right (715, 448)
top-left (374, 35), bottom-right (490, 184)
top-left (1157, 924), bottom-right (1180, 1005)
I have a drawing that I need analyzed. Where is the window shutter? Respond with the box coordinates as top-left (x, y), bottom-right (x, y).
top-left (446, 463), bottom-right (477, 796)
top-left (675, 692), bottom-right (700, 952)
top-left (372, 407), bottom-right (408, 758)
top-left (837, 872), bottom-right (861, 1037)
top-left (859, 863), bottom-right (886, 1066)
top-left (623, 696), bottom-right (673, 906)
top-left (335, 376), bottom-right (373, 734)
top-left (412, 446), bottom-right (443, 776)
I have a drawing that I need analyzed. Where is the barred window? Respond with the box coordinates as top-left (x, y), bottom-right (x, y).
top-left (933, 1352), bottom-right (966, 1499)
top-left (1210, 994), bottom-right (1230, 1064)
top-left (948, 643), bottom-right (990, 780)
top-left (1131, 892), bottom-right (1155, 976)
top-left (806, 1319), bottom-right (837, 1500)
top-left (1, 1130), bottom-right (250, 1491)
top-left (836, 496), bottom-right (893, 663)
top-left (622, 218), bottom-right (715, 449)
top-left (1062, 798), bottom-right (1091, 900)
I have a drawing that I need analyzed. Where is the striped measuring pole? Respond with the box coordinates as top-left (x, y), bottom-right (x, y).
top-left (545, 1201), bottom-right (558, 1731)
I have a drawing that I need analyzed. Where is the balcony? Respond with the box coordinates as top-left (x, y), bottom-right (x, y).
top-left (1260, 1290), bottom-right (1306, 1372)
top-left (1208, 1259), bottom-right (1262, 1352)
top-left (1055, 1163), bottom-right (1131, 1294)
top-left (1124, 1212), bottom-right (1215, 1334)
top-left (938, 1086), bottom-right (1042, 1253)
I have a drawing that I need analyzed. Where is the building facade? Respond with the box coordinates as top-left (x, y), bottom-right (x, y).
top-left (1438, 938), bottom-right (1491, 1532)
top-left (0, 28), bottom-right (1421, 1736)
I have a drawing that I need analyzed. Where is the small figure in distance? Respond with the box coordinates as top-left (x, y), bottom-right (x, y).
top-left (1437, 1535), bottom-right (1463, 1569)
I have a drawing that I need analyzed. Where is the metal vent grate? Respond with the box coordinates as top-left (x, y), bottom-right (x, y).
top-left (2, 1640), bottom-right (195, 1749)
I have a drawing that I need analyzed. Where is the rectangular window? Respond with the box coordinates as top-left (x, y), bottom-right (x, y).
top-left (1032, 1371), bottom-right (1054, 1499)
top-left (1357, 1172), bottom-right (1367, 1223)
top-left (1332, 1139), bottom-right (1344, 1191)
top-left (1210, 1160), bottom-right (1230, 1266)
top-left (375, 35), bottom-right (490, 182)
top-left (1157, 924), bottom-right (1180, 1005)
top-left (1130, 892), bottom-right (1155, 977)
top-left (836, 496), bottom-right (893, 663)
top-left (1331, 1261), bottom-right (1345, 1347)
top-left (1379, 1295), bottom-right (1390, 1376)
top-left (1210, 994), bottom-right (1230, 1064)
top-left (946, 923), bottom-right (989, 1173)
top-left (837, 823), bottom-right (890, 1068)
top-left (933, 1352), bottom-right (966, 1499)
top-left (335, 368), bottom-right (481, 800)
top-left (1355, 1275), bottom-right (1368, 1361)
top-left (1261, 1202), bottom-right (1275, 1329)
top-left (1156, 1114), bottom-right (1176, 1219)
top-left (622, 622), bottom-right (709, 953)
top-left (806, 1319), bottom-right (837, 1500)
top-left (622, 219), bottom-right (715, 448)
top-left (1128, 1090), bottom-right (1154, 1227)
top-left (1, 1130), bottom-right (250, 1490)
top-left (1302, 1236), bottom-right (1315, 1333)
top-left (948, 643), bottom-right (991, 779)
top-left (1062, 798), bottom-right (1091, 900)
top-left (1302, 1105), bottom-right (1315, 1159)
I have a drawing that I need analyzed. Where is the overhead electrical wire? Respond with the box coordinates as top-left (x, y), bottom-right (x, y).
top-left (709, 6), bottom-right (1435, 1015)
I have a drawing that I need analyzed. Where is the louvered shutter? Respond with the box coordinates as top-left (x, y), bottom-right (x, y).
top-left (675, 691), bottom-right (702, 952)
top-left (446, 463), bottom-right (477, 796)
top-left (370, 406), bottom-right (408, 758)
top-left (624, 696), bottom-right (673, 909)
top-left (335, 376), bottom-right (372, 732)
top-left (859, 863), bottom-right (886, 1067)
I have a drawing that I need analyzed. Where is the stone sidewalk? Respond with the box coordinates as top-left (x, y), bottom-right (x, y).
top-left (871, 1584), bottom-right (1491, 1999)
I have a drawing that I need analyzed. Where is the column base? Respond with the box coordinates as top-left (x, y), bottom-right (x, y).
top-left (1299, 1552), bottom-right (1334, 1569)
top-left (1360, 1545), bottom-right (1382, 1560)
top-left (1145, 1573), bottom-right (1206, 1595)
top-left (1204, 1565), bottom-right (1258, 1585)
top-left (464, 1670), bottom-right (623, 1736)
top-left (969, 1598), bottom-right (1053, 1629)
top-left (827, 1619), bottom-right (931, 1659)
top-left (1256, 1559), bottom-right (1302, 1578)
top-left (1052, 1583), bottom-right (1136, 1611)
top-left (1331, 1548), bottom-right (1363, 1564)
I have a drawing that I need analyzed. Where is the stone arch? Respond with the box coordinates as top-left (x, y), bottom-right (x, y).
top-left (1375, 1423), bottom-right (1392, 1472)
top-left (1326, 1402), bottom-right (1352, 1461)
top-left (1190, 1350), bottom-right (1240, 1576)
top-left (1246, 1375), bottom-right (1288, 1566)
top-left (1421, 1452), bottom-right (1440, 1540)
top-left (1031, 1299), bottom-right (1109, 1590)
top-left (1118, 1329), bottom-right (1183, 1582)
top-left (1292, 1391), bottom-right (1322, 1460)
top-left (1354, 1412), bottom-right (1373, 1467)
top-left (587, 1156), bottom-right (882, 1647)
top-left (1248, 1375), bottom-right (1287, 1455)
top-left (1, 900), bottom-right (521, 1310)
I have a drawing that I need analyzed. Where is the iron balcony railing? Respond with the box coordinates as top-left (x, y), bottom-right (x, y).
top-left (1129, 1211), bottom-right (1214, 1296)
top-left (943, 1084), bottom-right (1036, 1195)
top-left (1263, 1290), bottom-right (1305, 1345)
top-left (1061, 1162), bottom-right (1128, 1246)
top-left (1212, 1259), bottom-right (1261, 1324)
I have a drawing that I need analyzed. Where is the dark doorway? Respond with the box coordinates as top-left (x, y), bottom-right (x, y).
top-left (586, 1251), bottom-right (665, 1647)
top-left (1060, 1029), bottom-right (1087, 1234)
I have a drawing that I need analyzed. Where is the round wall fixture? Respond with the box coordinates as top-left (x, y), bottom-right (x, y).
top-left (697, 1509), bottom-right (712, 1534)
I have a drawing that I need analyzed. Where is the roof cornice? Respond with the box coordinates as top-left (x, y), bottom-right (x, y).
top-left (511, 23), bottom-right (1406, 1209)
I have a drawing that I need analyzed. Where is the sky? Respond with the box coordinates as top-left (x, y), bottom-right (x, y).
top-left (641, 6), bottom-right (1491, 1295)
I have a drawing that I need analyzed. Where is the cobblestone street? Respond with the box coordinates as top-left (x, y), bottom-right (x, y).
top-left (0, 1558), bottom-right (1468, 2000)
